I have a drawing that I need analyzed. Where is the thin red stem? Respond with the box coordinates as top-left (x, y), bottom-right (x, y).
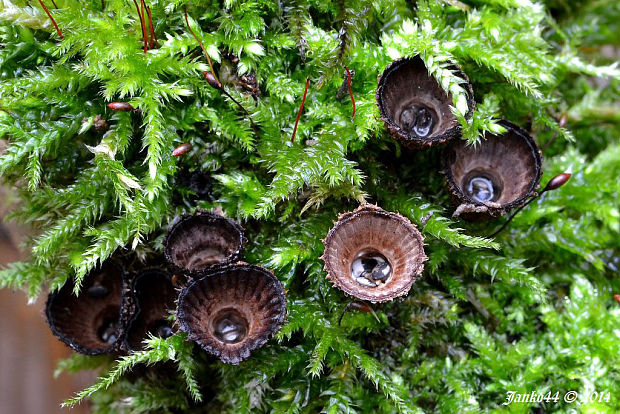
top-left (291, 77), bottom-right (310, 143)
top-left (147, 5), bottom-right (156, 48)
top-left (140, 0), bottom-right (148, 53)
top-left (184, 6), bottom-right (218, 83)
top-left (101, 0), bottom-right (105, 11)
top-left (37, 0), bottom-right (63, 39)
top-left (132, 0), bottom-right (148, 54)
top-left (344, 66), bottom-right (355, 118)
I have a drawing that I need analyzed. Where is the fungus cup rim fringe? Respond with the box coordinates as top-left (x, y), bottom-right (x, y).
top-left (376, 56), bottom-right (475, 149)
top-left (321, 204), bottom-right (427, 303)
top-left (442, 119), bottom-right (543, 219)
top-left (176, 263), bottom-right (286, 365)
top-left (163, 210), bottom-right (246, 278)
top-left (45, 261), bottom-right (135, 355)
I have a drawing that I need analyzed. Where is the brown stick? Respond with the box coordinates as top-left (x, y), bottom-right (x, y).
top-left (221, 89), bottom-right (250, 116)
top-left (488, 173), bottom-right (572, 238)
top-left (338, 301), bottom-right (380, 326)
top-left (222, 89), bottom-right (256, 128)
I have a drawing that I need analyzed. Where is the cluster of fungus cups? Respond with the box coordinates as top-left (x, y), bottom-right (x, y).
top-left (46, 261), bottom-right (133, 355)
top-left (164, 210), bottom-right (287, 364)
top-left (46, 261), bottom-right (179, 355)
top-left (376, 55), bottom-right (543, 221)
top-left (46, 210), bottom-right (286, 365)
top-left (46, 56), bottom-right (545, 363)
top-left (321, 204), bottom-right (427, 303)
top-left (319, 55), bottom-right (545, 302)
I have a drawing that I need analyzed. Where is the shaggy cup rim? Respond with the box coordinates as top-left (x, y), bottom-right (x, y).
top-left (376, 56), bottom-right (475, 149)
top-left (442, 119), bottom-right (543, 217)
top-left (45, 260), bottom-right (133, 355)
top-left (321, 204), bottom-right (427, 303)
top-left (163, 210), bottom-right (246, 278)
top-left (124, 267), bottom-right (177, 352)
top-left (176, 264), bottom-right (286, 364)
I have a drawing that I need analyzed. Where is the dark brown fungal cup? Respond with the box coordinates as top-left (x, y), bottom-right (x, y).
top-left (125, 268), bottom-right (177, 352)
top-left (46, 261), bottom-right (133, 355)
top-left (164, 210), bottom-right (246, 277)
top-left (177, 264), bottom-right (286, 364)
top-left (442, 120), bottom-right (543, 219)
top-left (376, 56), bottom-right (474, 149)
top-left (321, 204), bottom-right (427, 303)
